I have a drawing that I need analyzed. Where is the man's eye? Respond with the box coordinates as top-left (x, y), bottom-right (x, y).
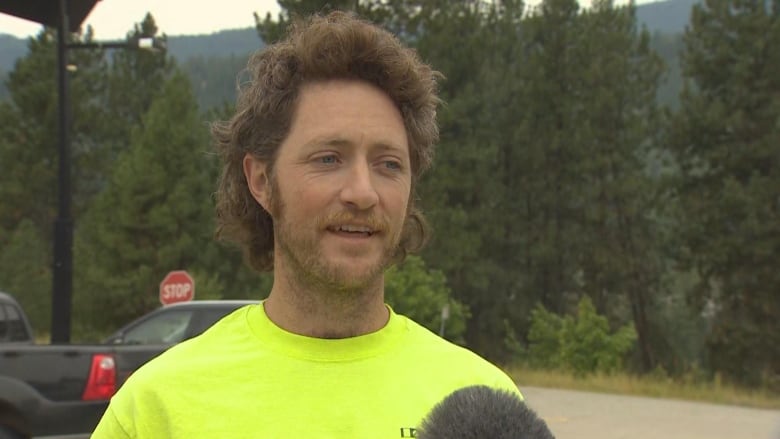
top-left (383, 161), bottom-right (402, 170)
top-left (316, 155), bottom-right (338, 165)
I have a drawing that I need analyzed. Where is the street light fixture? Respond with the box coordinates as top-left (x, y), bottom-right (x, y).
top-left (68, 36), bottom-right (167, 51)
top-left (66, 36), bottom-right (166, 74)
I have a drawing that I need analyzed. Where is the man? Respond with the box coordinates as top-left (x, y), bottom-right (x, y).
top-left (92, 11), bottom-right (520, 438)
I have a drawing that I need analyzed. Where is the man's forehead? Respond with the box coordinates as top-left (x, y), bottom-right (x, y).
top-left (281, 80), bottom-right (409, 152)
top-left (299, 134), bottom-right (408, 154)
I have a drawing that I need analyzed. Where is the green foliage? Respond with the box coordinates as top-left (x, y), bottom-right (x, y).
top-left (384, 255), bottom-right (467, 344)
top-left (0, 28), bottom-right (105, 241)
top-left (188, 270), bottom-right (226, 301)
top-left (74, 72), bottom-right (217, 334)
top-left (0, 14), bottom-right (273, 339)
top-left (0, 220), bottom-right (52, 335)
top-left (561, 298), bottom-right (638, 376)
top-left (527, 306), bottom-right (564, 369)
top-left (86, 14), bottom-right (175, 206)
top-left (669, 0), bottom-right (780, 388)
top-left (0, 28), bottom-right (107, 337)
top-left (255, 0), bottom-right (361, 44)
top-left (413, 0), bottom-right (525, 362)
top-left (528, 297), bottom-right (637, 376)
top-left (650, 268), bottom-right (710, 374)
top-left (398, 0), bottom-right (666, 370)
top-left (649, 31), bottom-right (685, 109)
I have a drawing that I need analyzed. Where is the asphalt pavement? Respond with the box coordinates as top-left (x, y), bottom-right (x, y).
top-left (521, 386), bottom-right (780, 439)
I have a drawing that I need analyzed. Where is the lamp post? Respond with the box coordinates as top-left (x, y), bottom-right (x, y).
top-left (50, 27), bottom-right (166, 345)
top-left (51, 0), bottom-right (73, 344)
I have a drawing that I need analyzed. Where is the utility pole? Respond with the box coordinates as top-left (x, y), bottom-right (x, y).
top-left (51, 0), bottom-right (73, 344)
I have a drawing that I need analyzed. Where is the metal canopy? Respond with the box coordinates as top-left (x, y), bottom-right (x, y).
top-left (0, 0), bottom-right (100, 32)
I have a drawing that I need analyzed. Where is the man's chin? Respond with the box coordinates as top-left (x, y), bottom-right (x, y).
top-left (320, 261), bottom-right (386, 292)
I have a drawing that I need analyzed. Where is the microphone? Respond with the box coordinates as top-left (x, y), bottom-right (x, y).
top-left (417, 385), bottom-right (556, 439)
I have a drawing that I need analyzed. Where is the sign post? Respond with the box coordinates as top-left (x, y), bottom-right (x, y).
top-left (159, 270), bottom-right (195, 306)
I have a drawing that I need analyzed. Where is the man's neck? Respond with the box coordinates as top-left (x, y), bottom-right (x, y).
top-left (263, 270), bottom-right (390, 339)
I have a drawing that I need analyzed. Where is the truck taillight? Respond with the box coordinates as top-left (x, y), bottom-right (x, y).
top-left (82, 354), bottom-right (117, 401)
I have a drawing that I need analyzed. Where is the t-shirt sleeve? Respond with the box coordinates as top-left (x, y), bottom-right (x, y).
top-left (481, 362), bottom-right (523, 400)
top-left (91, 403), bottom-right (132, 438)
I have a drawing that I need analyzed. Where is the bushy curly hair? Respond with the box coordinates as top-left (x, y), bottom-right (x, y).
top-left (212, 11), bottom-right (442, 272)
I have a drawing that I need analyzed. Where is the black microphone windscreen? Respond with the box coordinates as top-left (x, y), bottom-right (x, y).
top-left (417, 385), bottom-right (555, 439)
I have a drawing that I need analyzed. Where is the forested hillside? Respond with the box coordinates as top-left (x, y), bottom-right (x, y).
top-left (177, 27), bottom-right (687, 113)
top-left (1, 0), bottom-right (691, 110)
top-left (1, 0), bottom-right (777, 393)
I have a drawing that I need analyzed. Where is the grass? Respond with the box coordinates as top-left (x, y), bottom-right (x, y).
top-left (506, 365), bottom-right (780, 410)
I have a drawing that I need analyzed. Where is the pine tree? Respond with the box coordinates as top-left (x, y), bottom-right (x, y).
top-left (433, 0), bottom-right (666, 365)
top-left (256, 0), bottom-right (362, 43)
top-left (575, 0), bottom-right (666, 372)
top-left (83, 14), bottom-right (175, 206)
top-left (510, 0), bottom-right (586, 317)
top-left (670, 0), bottom-right (780, 388)
top-left (74, 72), bottom-right (217, 334)
top-left (0, 28), bottom-right (105, 242)
top-left (404, 0), bottom-right (526, 360)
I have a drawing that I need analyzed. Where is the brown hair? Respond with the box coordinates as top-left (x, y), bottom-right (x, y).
top-left (212, 11), bottom-right (442, 272)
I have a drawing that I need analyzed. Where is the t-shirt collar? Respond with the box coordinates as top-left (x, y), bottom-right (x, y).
top-left (245, 301), bottom-right (407, 361)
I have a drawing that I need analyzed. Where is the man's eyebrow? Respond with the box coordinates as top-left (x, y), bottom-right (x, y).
top-left (303, 136), bottom-right (407, 153)
top-left (372, 142), bottom-right (407, 154)
top-left (302, 136), bottom-right (352, 150)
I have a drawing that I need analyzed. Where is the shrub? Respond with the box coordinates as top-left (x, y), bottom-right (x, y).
top-left (528, 296), bottom-right (636, 376)
top-left (384, 256), bottom-right (468, 343)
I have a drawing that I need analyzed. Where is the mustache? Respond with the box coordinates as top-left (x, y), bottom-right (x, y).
top-left (316, 212), bottom-right (389, 232)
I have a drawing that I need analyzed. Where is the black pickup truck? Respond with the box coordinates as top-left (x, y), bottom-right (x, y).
top-left (0, 291), bottom-right (255, 438)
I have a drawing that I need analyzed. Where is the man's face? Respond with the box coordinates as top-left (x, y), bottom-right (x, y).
top-left (255, 79), bottom-right (411, 293)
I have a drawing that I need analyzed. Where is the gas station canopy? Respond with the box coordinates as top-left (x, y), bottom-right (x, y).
top-left (0, 0), bottom-right (100, 32)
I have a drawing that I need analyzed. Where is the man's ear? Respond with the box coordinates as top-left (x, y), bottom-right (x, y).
top-left (243, 153), bottom-right (271, 213)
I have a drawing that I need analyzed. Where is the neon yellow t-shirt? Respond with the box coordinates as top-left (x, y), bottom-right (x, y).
top-left (92, 303), bottom-right (520, 438)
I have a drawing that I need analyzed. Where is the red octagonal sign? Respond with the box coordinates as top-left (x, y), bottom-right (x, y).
top-left (159, 270), bottom-right (195, 306)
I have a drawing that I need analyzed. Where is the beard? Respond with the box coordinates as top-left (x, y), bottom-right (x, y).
top-left (270, 184), bottom-right (405, 296)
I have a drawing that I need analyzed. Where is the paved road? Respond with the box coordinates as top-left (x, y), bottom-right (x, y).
top-left (522, 386), bottom-right (780, 439)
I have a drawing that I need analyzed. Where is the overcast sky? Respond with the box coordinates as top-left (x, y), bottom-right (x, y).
top-left (0, 0), bottom-right (280, 39)
top-left (0, 0), bottom-right (652, 40)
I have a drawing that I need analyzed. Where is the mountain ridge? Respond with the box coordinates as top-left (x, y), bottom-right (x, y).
top-left (0, 0), bottom-right (697, 75)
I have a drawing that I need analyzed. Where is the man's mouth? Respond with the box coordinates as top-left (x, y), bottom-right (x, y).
top-left (328, 224), bottom-right (376, 237)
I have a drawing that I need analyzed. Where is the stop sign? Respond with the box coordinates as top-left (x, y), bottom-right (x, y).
top-left (159, 270), bottom-right (195, 306)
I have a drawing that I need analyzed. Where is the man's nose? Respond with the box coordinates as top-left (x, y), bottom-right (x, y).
top-left (339, 161), bottom-right (379, 210)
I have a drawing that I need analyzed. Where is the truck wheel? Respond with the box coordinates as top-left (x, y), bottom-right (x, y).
top-left (0, 426), bottom-right (23, 439)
